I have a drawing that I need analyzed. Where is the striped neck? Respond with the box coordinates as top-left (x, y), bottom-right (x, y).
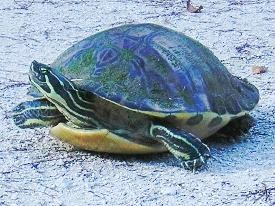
top-left (29, 61), bottom-right (100, 128)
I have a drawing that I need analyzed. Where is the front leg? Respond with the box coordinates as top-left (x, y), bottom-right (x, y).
top-left (150, 123), bottom-right (210, 171)
top-left (12, 98), bottom-right (65, 128)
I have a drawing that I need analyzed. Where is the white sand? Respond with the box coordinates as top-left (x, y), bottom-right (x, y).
top-left (0, 0), bottom-right (274, 205)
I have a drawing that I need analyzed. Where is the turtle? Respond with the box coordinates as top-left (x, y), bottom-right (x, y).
top-left (12, 23), bottom-right (259, 171)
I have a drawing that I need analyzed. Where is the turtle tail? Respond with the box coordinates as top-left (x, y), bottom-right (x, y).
top-left (12, 98), bottom-right (66, 128)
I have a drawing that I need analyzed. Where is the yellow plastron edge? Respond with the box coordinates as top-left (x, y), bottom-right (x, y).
top-left (50, 123), bottom-right (166, 154)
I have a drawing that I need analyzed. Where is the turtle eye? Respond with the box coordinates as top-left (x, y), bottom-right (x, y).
top-left (40, 67), bottom-right (48, 74)
top-left (30, 61), bottom-right (50, 75)
top-left (35, 67), bottom-right (48, 82)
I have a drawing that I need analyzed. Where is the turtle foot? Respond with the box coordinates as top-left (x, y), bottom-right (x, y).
top-left (181, 153), bottom-right (211, 172)
top-left (150, 123), bottom-right (211, 171)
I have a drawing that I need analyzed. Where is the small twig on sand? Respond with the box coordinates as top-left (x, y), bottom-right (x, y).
top-left (0, 82), bottom-right (29, 91)
top-left (241, 183), bottom-right (275, 204)
top-left (13, 0), bottom-right (34, 10)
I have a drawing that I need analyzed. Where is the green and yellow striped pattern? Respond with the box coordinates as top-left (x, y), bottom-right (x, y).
top-left (29, 61), bottom-right (100, 128)
top-left (12, 98), bottom-right (65, 128)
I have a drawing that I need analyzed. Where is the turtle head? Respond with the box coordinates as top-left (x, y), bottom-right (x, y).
top-left (29, 60), bottom-right (53, 94)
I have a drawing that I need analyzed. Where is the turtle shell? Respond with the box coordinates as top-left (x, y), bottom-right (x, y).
top-left (50, 23), bottom-right (259, 115)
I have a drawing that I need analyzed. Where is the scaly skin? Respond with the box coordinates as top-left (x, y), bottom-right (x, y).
top-left (13, 61), bottom-right (211, 171)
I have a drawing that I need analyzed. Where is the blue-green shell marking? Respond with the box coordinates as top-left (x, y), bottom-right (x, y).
top-left (50, 23), bottom-right (259, 114)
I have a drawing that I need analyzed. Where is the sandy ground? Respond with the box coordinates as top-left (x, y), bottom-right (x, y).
top-left (0, 0), bottom-right (274, 205)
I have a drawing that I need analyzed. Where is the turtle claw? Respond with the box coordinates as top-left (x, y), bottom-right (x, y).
top-left (180, 154), bottom-right (210, 171)
top-left (181, 162), bottom-right (191, 170)
top-left (200, 156), bottom-right (205, 164)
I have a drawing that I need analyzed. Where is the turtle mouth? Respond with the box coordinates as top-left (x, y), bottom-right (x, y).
top-left (29, 74), bottom-right (51, 95)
